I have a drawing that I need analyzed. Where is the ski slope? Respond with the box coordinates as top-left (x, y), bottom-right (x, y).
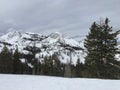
top-left (0, 74), bottom-right (119, 90)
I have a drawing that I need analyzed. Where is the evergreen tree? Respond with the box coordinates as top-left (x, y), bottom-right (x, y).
top-left (52, 53), bottom-right (63, 76)
top-left (75, 58), bottom-right (83, 77)
top-left (0, 45), bottom-right (13, 73)
top-left (84, 22), bottom-right (101, 77)
top-left (84, 18), bottom-right (119, 79)
top-left (13, 48), bottom-right (22, 74)
top-left (43, 56), bottom-right (54, 76)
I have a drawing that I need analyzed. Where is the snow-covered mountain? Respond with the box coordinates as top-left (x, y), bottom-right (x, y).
top-left (0, 31), bottom-right (86, 65)
top-left (1, 31), bottom-right (120, 67)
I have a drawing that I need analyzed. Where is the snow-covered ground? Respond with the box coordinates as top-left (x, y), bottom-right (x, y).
top-left (0, 74), bottom-right (119, 90)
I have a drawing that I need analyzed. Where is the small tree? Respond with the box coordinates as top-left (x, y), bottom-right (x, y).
top-left (13, 48), bottom-right (22, 74)
top-left (52, 53), bottom-right (63, 76)
top-left (75, 58), bottom-right (83, 77)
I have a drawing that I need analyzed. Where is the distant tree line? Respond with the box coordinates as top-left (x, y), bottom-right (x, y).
top-left (0, 45), bottom-right (84, 77)
top-left (0, 18), bottom-right (120, 79)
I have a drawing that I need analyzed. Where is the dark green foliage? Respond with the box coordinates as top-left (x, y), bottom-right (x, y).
top-left (13, 48), bottom-right (22, 74)
top-left (74, 58), bottom-right (83, 77)
top-left (41, 54), bottom-right (64, 77)
top-left (42, 56), bottom-right (53, 75)
top-left (52, 54), bottom-right (64, 76)
top-left (21, 62), bottom-right (32, 74)
top-left (84, 18), bottom-right (120, 79)
top-left (0, 45), bottom-right (13, 73)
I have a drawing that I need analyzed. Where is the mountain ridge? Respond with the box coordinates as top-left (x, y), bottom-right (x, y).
top-left (0, 31), bottom-right (85, 66)
top-left (0, 31), bottom-right (120, 66)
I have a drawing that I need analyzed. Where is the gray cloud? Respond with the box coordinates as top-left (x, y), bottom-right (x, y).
top-left (0, 0), bottom-right (119, 37)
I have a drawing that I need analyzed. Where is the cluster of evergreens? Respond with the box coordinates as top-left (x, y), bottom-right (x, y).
top-left (0, 18), bottom-right (120, 79)
top-left (0, 45), bottom-right (83, 77)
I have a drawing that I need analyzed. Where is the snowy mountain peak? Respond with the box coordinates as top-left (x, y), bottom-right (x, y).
top-left (0, 31), bottom-right (22, 43)
top-left (1, 31), bottom-right (21, 39)
top-left (49, 32), bottom-right (63, 39)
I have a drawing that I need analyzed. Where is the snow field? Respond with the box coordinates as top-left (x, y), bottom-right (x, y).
top-left (0, 74), bottom-right (119, 90)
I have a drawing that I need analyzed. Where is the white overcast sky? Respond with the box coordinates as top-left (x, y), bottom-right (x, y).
top-left (0, 0), bottom-right (119, 37)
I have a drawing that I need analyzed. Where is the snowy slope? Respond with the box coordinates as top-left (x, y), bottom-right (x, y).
top-left (0, 31), bottom-right (86, 65)
top-left (0, 74), bottom-right (119, 90)
top-left (0, 31), bottom-right (120, 65)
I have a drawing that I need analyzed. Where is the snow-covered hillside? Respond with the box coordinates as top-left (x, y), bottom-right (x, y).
top-left (0, 74), bottom-right (119, 90)
top-left (0, 31), bottom-right (120, 65)
top-left (0, 31), bottom-right (85, 65)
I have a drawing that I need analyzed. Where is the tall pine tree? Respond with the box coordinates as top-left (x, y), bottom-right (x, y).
top-left (84, 18), bottom-right (120, 79)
